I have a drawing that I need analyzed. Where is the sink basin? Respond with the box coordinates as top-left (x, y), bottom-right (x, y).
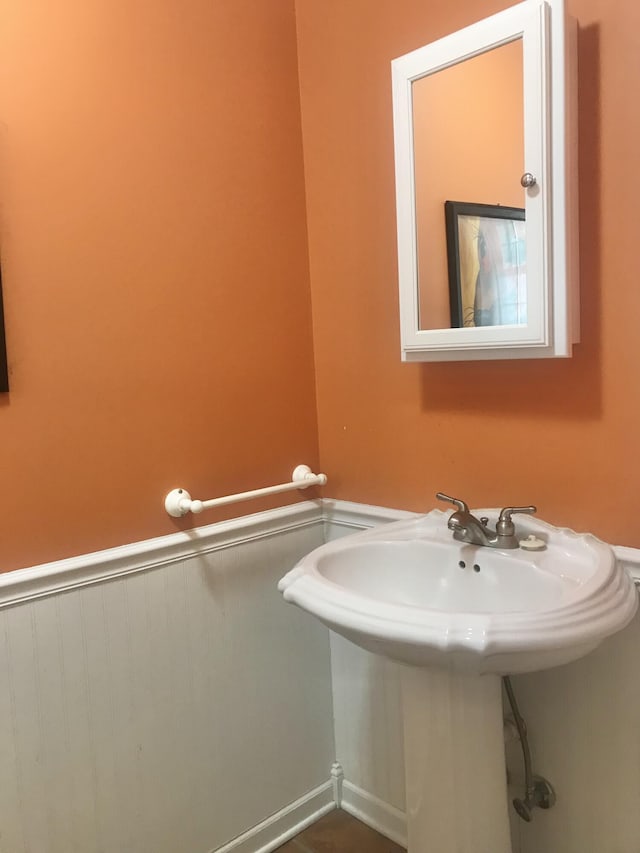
top-left (279, 509), bottom-right (637, 674)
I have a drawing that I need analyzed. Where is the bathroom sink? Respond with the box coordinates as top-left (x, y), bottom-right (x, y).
top-left (279, 509), bottom-right (637, 674)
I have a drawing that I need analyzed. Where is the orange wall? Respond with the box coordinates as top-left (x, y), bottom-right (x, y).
top-left (2, 0), bottom-right (640, 573)
top-left (0, 0), bottom-right (319, 571)
top-left (296, 0), bottom-right (640, 547)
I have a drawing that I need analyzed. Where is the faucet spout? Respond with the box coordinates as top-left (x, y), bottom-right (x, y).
top-left (447, 511), bottom-right (497, 547)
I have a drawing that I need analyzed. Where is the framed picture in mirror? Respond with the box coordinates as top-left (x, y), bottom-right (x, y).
top-left (444, 201), bottom-right (526, 330)
top-left (0, 266), bottom-right (8, 391)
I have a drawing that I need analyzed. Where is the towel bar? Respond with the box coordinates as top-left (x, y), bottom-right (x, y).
top-left (164, 464), bottom-right (327, 518)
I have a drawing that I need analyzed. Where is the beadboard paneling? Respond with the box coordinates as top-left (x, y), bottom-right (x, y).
top-left (0, 519), bottom-right (334, 853)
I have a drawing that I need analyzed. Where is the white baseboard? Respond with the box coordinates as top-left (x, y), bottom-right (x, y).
top-left (211, 765), bottom-right (408, 853)
top-left (213, 781), bottom-right (336, 853)
top-left (340, 779), bottom-right (407, 849)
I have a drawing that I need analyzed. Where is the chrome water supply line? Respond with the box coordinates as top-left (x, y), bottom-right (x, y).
top-left (502, 676), bottom-right (556, 822)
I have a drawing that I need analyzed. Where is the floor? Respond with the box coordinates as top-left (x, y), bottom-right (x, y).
top-left (274, 809), bottom-right (406, 852)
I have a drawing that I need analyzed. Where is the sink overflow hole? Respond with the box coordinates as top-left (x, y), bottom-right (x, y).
top-left (473, 564), bottom-right (481, 572)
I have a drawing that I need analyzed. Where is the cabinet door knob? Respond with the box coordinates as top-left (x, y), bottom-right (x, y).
top-left (520, 172), bottom-right (537, 188)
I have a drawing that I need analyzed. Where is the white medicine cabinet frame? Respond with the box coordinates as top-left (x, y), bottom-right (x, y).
top-left (392, 0), bottom-right (579, 362)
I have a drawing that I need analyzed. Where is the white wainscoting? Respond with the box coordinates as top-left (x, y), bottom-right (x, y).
top-left (324, 500), bottom-right (640, 853)
top-left (0, 502), bottom-right (335, 853)
top-left (2, 498), bottom-right (639, 853)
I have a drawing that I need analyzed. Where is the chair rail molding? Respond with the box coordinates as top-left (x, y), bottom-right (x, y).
top-left (1, 497), bottom-right (637, 608)
top-left (0, 501), bottom-right (323, 609)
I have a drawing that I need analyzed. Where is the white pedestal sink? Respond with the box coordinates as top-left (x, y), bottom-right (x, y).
top-left (278, 509), bottom-right (637, 853)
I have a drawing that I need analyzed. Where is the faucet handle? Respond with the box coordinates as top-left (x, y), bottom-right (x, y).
top-left (497, 505), bottom-right (537, 535)
top-left (436, 492), bottom-right (469, 513)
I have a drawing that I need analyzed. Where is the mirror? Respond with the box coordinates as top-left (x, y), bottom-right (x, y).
top-left (392, 0), bottom-right (579, 361)
top-left (413, 40), bottom-right (525, 330)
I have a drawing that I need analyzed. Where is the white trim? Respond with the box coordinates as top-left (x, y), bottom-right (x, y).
top-left (2, 496), bottom-right (638, 609)
top-left (212, 781), bottom-right (335, 853)
top-left (340, 779), bottom-right (407, 849)
top-left (322, 499), bottom-right (417, 532)
top-left (331, 761), bottom-right (345, 806)
top-left (0, 500), bottom-right (323, 609)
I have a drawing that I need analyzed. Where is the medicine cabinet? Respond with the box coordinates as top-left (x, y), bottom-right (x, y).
top-left (391, 0), bottom-right (579, 361)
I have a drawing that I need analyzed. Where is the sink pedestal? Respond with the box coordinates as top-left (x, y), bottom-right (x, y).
top-left (401, 666), bottom-right (512, 853)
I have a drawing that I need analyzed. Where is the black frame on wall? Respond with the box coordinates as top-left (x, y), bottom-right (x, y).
top-left (0, 267), bottom-right (8, 391)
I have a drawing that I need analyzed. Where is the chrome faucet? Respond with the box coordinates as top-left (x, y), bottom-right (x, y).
top-left (436, 493), bottom-right (536, 549)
